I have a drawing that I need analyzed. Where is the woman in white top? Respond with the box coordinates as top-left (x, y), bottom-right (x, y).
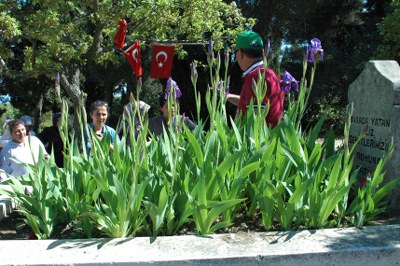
top-left (0, 119), bottom-right (48, 181)
top-left (0, 115), bottom-right (36, 149)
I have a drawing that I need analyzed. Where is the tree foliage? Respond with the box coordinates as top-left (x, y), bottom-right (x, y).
top-left (377, 0), bottom-right (400, 62)
top-left (229, 0), bottom-right (393, 134)
top-left (1, 0), bottom-right (397, 133)
top-left (0, 0), bottom-right (251, 124)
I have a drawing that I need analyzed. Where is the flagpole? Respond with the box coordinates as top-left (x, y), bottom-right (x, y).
top-left (121, 41), bottom-right (208, 53)
top-left (152, 41), bottom-right (208, 46)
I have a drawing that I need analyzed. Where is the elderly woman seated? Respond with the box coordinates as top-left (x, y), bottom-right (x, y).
top-left (0, 119), bottom-right (48, 181)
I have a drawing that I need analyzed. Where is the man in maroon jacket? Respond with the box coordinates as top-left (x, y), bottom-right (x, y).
top-left (226, 31), bottom-right (284, 128)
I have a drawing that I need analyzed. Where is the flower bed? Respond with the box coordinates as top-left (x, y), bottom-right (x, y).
top-left (1, 38), bottom-right (399, 240)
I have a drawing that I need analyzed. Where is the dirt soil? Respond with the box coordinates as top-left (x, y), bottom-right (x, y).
top-left (0, 211), bottom-right (268, 240)
top-left (0, 211), bottom-right (28, 240)
top-left (1, 210), bottom-right (400, 240)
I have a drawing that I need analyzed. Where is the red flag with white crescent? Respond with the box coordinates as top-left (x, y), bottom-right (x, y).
top-left (114, 19), bottom-right (127, 49)
top-left (124, 40), bottom-right (142, 78)
top-left (150, 44), bottom-right (175, 79)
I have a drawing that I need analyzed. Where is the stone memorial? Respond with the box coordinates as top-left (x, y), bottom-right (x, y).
top-left (348, 60), bottom-right (400, 211)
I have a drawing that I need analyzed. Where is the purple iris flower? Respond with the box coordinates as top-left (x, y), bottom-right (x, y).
top-left (307, 38), bottom-right (324, 63)
top-left (164, 78), bottom-right (182, 100)
top-left (280, 71), bottom-right (299, 93)
top-left (217, 80), bottom-right (230, 97)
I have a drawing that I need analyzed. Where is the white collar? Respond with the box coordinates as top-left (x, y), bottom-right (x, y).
top-left (242, 61), bottom-right (264, 77)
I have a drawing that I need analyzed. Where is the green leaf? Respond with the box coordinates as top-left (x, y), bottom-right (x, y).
top-left (206, 199), bottom-right (245, 232)
top-left (372, 177), bottom-right (400, 205)
top-left (288, 178), bottom-right (312, 205)
top-left (238, 161), bottom-right (261, 178)
top-left (185, 126), bottom-right (204, 168)
top-left (319, 185), bottom-right (350, 226)
top-left (324, 128), bottom-right (336, 158)
top-left (216, 151), bottom-right (244, 178)
top-left (307, 115), bottom-right (326, 151)
top-left (326, 154), bottom-right (343, 192)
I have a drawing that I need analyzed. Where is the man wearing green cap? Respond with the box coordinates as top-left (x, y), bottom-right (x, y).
top-left (226, 31), bottom-right (284, 128)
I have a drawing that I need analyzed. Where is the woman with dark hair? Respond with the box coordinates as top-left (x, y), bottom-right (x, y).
top-left (0, 119), bottom-right (48, 180)
top-left (148, 78), bottom-right (196, 138)
top-left (85, 100), bottom-right (118, 154)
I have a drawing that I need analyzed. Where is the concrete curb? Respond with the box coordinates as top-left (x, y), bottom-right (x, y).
top-left (0, 223), bottom-right (399, 266)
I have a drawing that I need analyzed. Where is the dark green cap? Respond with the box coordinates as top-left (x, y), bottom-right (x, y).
top-left (235, 31), bottom-right (263, 50)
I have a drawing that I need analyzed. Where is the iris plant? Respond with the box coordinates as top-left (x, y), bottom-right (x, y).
top-left (280, 71), bottom-right (299, 93)
top-left (164, 78), bottom-right (182, 100)
top-left (190, 62), bottom-right (198, 86)
top-left (207, 39), bottom-right (214, 66)
top-left (217, 79), bottom-right (230, 97)
top-left (4, 34), bottom-right (399, 240)
top-left (307, 38), bottom-right (324, 63)
top-left (191, 61), bottom-right (202, 121)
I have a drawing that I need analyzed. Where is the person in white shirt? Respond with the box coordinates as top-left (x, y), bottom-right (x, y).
top-left (0, 115), bottom-right (36, 149)
top-left (0, 119), bottom-right (48, 181)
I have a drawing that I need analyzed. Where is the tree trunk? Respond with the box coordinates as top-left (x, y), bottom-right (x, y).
top-left (60, 66), bottom-right (86, 148)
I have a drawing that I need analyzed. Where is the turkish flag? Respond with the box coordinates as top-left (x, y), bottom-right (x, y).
top-left (114, 19), bottom-right (127, 49)
top-left (150, 44), bottom-right (175, 79)
top-left (124, 40), bottom-right (142, 78)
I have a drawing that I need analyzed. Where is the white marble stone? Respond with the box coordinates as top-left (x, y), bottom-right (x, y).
top-left (348, 60), bottom-right (400, 211)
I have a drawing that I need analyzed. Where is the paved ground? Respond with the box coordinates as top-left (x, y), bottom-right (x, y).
top-left (1, 223), bottom-right (400, 266)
